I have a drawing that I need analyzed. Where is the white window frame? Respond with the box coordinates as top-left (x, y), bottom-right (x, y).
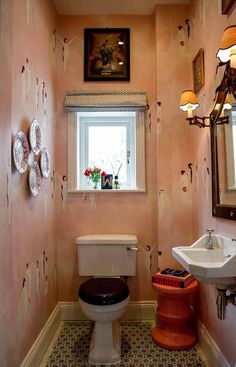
top-left (67, 111), bottom-right (145, 193)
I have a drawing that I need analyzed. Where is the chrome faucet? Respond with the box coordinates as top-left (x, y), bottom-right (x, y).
top-left (206, 229), bottom-right (214, 250)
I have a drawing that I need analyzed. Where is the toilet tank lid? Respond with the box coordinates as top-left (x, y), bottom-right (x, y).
top-left (76, 234), bottom-right (138, 245)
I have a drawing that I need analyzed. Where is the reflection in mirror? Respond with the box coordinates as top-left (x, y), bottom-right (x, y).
top-left (216, 108), bottom-right (236, 206)
top-left (225, 107), bottom-right (236, 190)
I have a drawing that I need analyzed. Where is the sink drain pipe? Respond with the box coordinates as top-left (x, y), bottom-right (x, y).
top-left (216, 287), bottom-right (236, 320)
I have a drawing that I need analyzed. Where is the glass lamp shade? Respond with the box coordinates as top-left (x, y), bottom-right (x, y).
top-left (179, 90), bottom-right (199, 117)
top-left (217, 25), bottom-right (236, 66)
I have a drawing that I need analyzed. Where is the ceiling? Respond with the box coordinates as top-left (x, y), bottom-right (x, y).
top-left (53, 0), bottom-right (190, 16)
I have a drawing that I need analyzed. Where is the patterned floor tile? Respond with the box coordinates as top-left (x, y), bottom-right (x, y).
top-left (45, 321), bottom-right (204, 367)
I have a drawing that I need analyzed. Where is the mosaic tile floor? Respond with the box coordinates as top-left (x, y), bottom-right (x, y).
top-left (45, 321), bottom-right (204, 367)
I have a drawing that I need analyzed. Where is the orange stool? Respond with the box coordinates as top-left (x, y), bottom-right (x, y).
top-left (152, 280), bottom-right (198, 350)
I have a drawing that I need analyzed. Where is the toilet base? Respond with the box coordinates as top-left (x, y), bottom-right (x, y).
top-left (89, 320), bottom-right (121, 365)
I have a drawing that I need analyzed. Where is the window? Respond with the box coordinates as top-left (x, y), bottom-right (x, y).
top-left (68, 111), bottom-right (145, 192)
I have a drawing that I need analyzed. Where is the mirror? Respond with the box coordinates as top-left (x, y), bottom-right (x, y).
top-left (211, 64), bottom-right (236, 220)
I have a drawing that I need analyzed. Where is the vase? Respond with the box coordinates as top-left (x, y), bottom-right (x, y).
top-left (92, 180), bottom-right (100, 189)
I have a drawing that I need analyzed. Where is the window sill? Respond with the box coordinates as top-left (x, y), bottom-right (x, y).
top-left (68, 189), bottom-right (146, 194)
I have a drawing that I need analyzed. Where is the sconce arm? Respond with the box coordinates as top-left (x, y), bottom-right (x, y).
top-left (215, 115), bottom-right (230, 126)
top-left (186, 115), bottom-right (210, 128)
top-left (186, 114), bottom-right (229, 128)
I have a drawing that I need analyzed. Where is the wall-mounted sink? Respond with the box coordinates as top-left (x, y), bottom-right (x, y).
top-left (172, 234), bottom-right (236, 287)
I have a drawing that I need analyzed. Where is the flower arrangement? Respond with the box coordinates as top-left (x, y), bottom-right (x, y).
top-left (84, 166), bottom-right (106, 189)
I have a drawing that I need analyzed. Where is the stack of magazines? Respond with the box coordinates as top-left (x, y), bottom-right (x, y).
top-left (152, 268), bottom-right (194, 288)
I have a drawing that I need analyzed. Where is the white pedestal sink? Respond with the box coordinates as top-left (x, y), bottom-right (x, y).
top-left (172, 234), bottom-right (236, 287)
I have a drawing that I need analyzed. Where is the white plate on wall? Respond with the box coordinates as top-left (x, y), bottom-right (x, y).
top-left (28, 161), bottom-right (42, 197)
top-left (13, 131), bottom-right (29, 174)
top-left (40, 147), bottom-right (50, 178)
top-left (29, 119), bottom-right (41, 155)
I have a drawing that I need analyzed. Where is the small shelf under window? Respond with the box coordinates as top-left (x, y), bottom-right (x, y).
top-left (68, 189), bottom-right (146, 194)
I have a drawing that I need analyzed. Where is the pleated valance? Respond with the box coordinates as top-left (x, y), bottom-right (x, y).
top-left (64, 90), bottom-right (148, 112)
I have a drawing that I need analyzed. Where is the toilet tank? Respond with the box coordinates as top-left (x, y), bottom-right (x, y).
top-left (76, 234), bottom-right (138, 276)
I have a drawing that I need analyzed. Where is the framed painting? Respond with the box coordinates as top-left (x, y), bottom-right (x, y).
top-left (192, 48), bottom-right (205, 94)
top-left (84, 28), bottom-right (130, 81)
top-left (222, 0), bottom-right (236, 14)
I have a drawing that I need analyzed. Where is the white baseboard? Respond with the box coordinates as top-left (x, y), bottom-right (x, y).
top-left (197, 318), bottom-right (231, 367)
top-left (20, 304), bottom-right (61, 367)
top-left (20, 301), bottom-right (157, 367)
top-left (122, 301), bottom-right (157, 321)
top-left (60, 301), bottom-right (89, 321)
top-left (60, 300), bottom-right (157, 321)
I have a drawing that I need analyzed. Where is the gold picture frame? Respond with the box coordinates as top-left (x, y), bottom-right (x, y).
top-left (192, 48), bottom-right (205, 94)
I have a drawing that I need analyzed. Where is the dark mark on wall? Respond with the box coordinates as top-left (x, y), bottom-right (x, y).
top-left (148, 112), bottom-right (152, 130)
top-left (61, 184), bottom-right (63, 201)
top-left (185, 19), bottom-right (190, 37)
top-left (188, 163), bottom-right (193, 183)
top-left (6, 174), bottom-right (9, 207)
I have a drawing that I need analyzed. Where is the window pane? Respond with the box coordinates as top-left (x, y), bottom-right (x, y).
top-left (88, 125), bottom-right (127, 182)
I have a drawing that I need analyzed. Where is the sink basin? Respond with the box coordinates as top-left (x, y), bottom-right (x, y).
top-left (172, 234), bottom-right (236, 286)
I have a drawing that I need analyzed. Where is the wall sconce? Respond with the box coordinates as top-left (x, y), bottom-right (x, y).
top-left (217, 25), bottom-right (236, 69)
top-left (180, 25), bottom-right (236, 128)
top-left (179, 89), bottom-right (231, 127)
top-left (179, 90), bottom-right (211, 127)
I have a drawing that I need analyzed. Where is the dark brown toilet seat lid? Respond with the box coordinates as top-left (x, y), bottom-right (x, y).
top-left (79, 278), bottom-right (130, 305)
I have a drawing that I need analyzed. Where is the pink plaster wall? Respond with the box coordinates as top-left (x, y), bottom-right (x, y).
top-left (0, 1), bottom-right (14, 365)
top-left (155, 5), bottom-right (193, 270)
top-left (0, 0), bottom-right (58, 365)
top-left (189, 0), bottom-right (236, 365)
top-left (55, 15), bottom-right (158, 302)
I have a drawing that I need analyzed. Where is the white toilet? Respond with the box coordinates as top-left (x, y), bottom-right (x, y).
top-left (76, 234), bottom-right (138, 365)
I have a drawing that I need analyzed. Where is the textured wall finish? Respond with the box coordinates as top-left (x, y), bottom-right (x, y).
top-left (0, 0), bottom-right (58, 366)
top-left (55, 15), bottom-right (158, 302)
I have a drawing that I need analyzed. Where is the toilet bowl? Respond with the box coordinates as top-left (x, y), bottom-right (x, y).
top-left (79, 278), bottom-right (130, 364)
top-left (76, 234), bottom-right (138, 365)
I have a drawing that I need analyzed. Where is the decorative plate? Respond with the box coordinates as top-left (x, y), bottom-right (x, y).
top-left (29, 119), bottom-right (41, 155)
top-left (13, 131), bottom-right (29, 173)
top-left (28, 161), bottom-right (41, 197)
top-left (40, 147), bottom-right (50, 178)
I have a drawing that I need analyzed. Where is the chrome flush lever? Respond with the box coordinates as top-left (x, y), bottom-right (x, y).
top-left (127, 247), bottom-right (139, 251)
